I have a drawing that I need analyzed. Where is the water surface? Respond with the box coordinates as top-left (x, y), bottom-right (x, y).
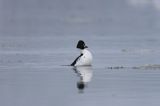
top-left (0, 36), bottom-right (160, 106)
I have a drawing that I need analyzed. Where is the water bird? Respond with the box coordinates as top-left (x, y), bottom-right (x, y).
top-left (71, 40), bottom-right (93, 66)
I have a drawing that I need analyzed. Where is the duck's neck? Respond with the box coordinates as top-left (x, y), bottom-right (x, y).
top-left (80, 48), bottom-right (87, 54)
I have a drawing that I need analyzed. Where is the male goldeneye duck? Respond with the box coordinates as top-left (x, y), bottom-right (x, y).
top-left (71, 40), bottom-right (93, 66)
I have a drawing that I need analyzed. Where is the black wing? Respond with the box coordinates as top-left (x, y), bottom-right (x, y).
top-left (71, 53), bottom-right (83, 66)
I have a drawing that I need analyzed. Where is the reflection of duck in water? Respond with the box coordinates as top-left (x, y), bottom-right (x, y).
top-left (71, 40), bottom-right (92, 66)
top-left (73, 66), bottom-right (93, 90)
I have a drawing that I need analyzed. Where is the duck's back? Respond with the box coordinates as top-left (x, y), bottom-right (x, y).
top-left (75, 49), bottom-right (92, 66)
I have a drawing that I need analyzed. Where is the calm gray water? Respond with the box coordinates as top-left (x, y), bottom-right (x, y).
top-left (0, 35), bottom-right (160, 106)
top-left (1, 0), bottom-right (160, 106)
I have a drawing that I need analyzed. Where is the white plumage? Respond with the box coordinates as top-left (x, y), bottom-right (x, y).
top-left (71, 40), bottom-right (93, 66)
top-left (74, 49), bottom-right (92, 66)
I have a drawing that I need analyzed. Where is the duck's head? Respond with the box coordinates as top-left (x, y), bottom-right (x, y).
top-left (76, 40), bottom-right (88, 50)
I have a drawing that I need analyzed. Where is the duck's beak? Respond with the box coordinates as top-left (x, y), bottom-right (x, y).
top-left (85, 46), bottom-right (88, 48)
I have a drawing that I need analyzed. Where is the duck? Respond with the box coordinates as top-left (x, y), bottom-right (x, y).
top-left (71, 40), bottom-right (92, 66)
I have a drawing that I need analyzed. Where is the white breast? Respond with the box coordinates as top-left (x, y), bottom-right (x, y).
top-left (75, 49), bottom-right (93, 66)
